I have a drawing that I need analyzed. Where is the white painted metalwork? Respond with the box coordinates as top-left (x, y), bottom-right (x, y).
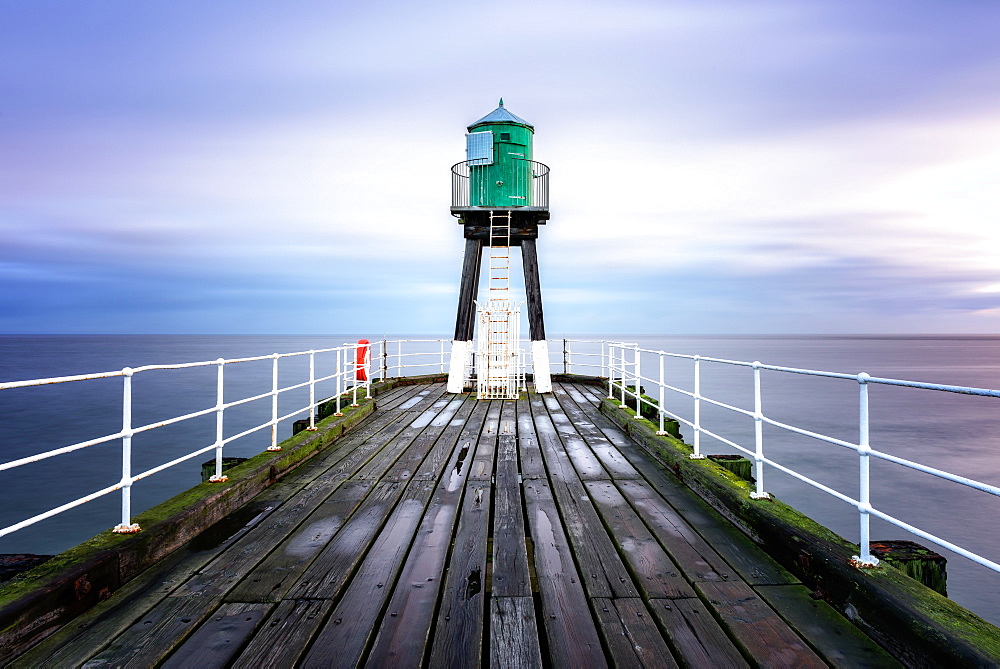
top-left (549, 339), bottom-right (1000, 574)
top-left (476, 211), bottom-right (522, 399)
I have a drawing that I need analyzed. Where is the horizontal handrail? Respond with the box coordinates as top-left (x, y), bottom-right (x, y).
top-left (548, 338), bottom-right (1000, 579)
top-left (0, 339), bottom-right (456, 544)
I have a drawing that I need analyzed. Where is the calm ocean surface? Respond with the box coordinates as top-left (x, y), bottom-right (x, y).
top-left (1, 334), bottom-right (999, 626)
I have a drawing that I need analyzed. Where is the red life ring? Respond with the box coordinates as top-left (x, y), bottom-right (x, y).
top-left (355, 339), bottom-right (371, 381)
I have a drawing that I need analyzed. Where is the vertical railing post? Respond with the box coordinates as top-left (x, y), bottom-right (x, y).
top-left (335, 347), bottom-right (344, 416)
top-left (398, 340), bottom-right (403, 377)
top-left (566, 339), bottom-right (572, 374)
top-left (656, 352), bottom-right (667, 435)
top-left (563, 338), bottom-right (568, 374)
top-left (607, 342), bottom-right (616, 399)
top-left (854, 372), bottom-right (879, 566)
top-left (749, 362), bottom-right (768, 495)
top-left (382, 339), bottom-right (389, 381)
top-left (352, 343), bottom-right (361, 407)
top-left (619, 346), bottom-right (627, 404)
top-left (601, 340), bottom-right (607, 378)
top-left (112, 368), bottom-right (140, 533)
top-left (692, 356), bottom-right (704, 459)
top-left (208, 359), bottom-right (228, 482)
top-left (307, 350), bottom-right (318, 431)
top-left (439, 339), bottom-right (446, 373)
top-left (632, 344), bottom-right (642, 420)
top-left (267, 354), bottom-right (281, 451)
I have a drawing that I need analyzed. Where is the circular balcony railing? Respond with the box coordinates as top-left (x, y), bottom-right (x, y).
top-left (451, 159), bottom-right (549, 209)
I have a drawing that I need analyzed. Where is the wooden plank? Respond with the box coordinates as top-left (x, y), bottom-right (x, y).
top-left (286, 480), bottom-right (405, 600)
top-left (648, 598), bottom-right (749, 669)
top-left (78, 595), bottom-right (208, 668)
top-left (353, 395), bottom-right (457, 481)
top-left (428, 481), bottom-right (492, 667)
top-left (413, 394), bottom-right (479, 480)
top-left (492, 401), bottom-right (532, 598)
top-left (593, 597), bottom-right (679, 668)
top-left (521, 238), bottom-right (546, 340)
top-left (225, 480), bottom-right (374, 602)
top-left (615, 478), bottom-right (735, 584)
top-left (541, 394), bottom-right (607, 479)
top-left (573, 384), bottom-right (799, 587)
top-left (583, 481), bottom-right (695, 599)
top-left (516, 398), bottom-right (546, 480)
top-left (469, 400), bottom-right (501, 480)
top-left (385, 397), bottom-right (466, 481)
top-left (530, 403), bottom-right (638, 600)
top-left (522, 478), bottom-right (607, 668)
top-left (491, 596), bottom-right (544, 668)
top-left (231, 599), bottom-right (332, 667)
top-left (754, 584), bottom-right (903, 668)
top-left (300, 480), bottom-right (438, 668)
top-left (697, 580), bottom-right (826, 668)
top-left (552, 384), bottom-right (641, 479)
top-left (363, 428), bottom-right (481, 667)
top-left (160, 602), bottom-right (272, 669)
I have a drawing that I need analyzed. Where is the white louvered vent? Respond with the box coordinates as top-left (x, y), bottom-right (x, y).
top-left (466, 131), bottom-right (494, 166)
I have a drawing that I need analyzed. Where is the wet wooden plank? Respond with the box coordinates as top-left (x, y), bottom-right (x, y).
top-left (516, 398), bottom-right (546, 479)
top-left (490, 596), bottom-right (544, 668)
top-left (79, 595), bottom-right (207, 668)
top-left (231, 599), bottom-right (332, 667)
top-left (583, 481), bottom-right (695, 599)
top-left (413, 395), bottom-right (480, 480)
top-left (530, 405), bottom-right (638, 600)
top-left (286, 480), bottom-right (405, 600)
top-left (386, 397), bottom-right (466, 481)
top-left (352, 394), bottom-right (456, 481)
top-left (754, 584), bottom-right (903, 668)
top-left (552, 383), bottom-right (641, 479)
top-left (573, 384), bottom-right (798, 587)
top-left (541, 394), bottom-right (607, 479)
top-left (469, 400), bottom-right (501, 480)
top-left (593, 597), bottom-right (679, 668)
top-left (615, 478), bottom-right (734, 584)
top-left (648, 598), bottom-right (750, 669)
top-left (161, 602), bottom-right (272, 669)
top-left (428, 480), bottom-right (492, 667)
top-left (697, 580), bottom-right (826, 668)
top-left (522, 478), bottom-right (607, 668)
top-left (492, 401), bottom-right (532, 598)
top-left (363, 430), bottom-right (480, 667)
top-left (225, 480), bottom-right (374, 603)
top-left (301, 480), bottom-right (438, 668)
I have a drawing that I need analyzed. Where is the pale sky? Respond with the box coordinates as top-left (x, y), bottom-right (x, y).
top-left (3, 0), bottom-right (1000, 334)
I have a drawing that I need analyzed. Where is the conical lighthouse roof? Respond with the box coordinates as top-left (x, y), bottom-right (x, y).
top-left (468, 99), bottom-right (534, 131)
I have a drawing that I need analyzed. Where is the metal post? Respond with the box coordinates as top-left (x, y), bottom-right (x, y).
top-left (563, 338), bottom-right (568, 374)
top-left (566, 339), bottom-right (572, 374)
top-left (750, 362), bottom-right (768, 495)
top-left (854, 373), bottom-right (879, 567)
top-left (398, 340), bottom-right (403, 377)
top-left (112, 368), bottom-right (140, 533)
top-left (692, 356), bottom-right (703, 459)
top-left (382, 339), bottom-right (388, 381)
top-left (267, 354), bottom-right (281, 451)
top-left (633, 344), bottom-right (642, 420)
top-left (656, 353), bottom-right (667, 435)
top-left (307, 351), bottom-right (318, 431)
top-left (619, 346), bottom-right (627, 404)
top-left (440, 339), bottom-right (446, 373)
top-left (335, 347), bottom-right (343, 416)
top-left (607, 343), bottom-right (615, 399)
top-left (208, 359), bottom-right (228, 482)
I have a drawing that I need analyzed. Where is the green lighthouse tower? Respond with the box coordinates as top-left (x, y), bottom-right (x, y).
top-left (447, 100), bottom-right (552, 396)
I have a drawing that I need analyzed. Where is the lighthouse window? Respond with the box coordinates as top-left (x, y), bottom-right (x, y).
top-left (500, 132), bottom-right (511, 141)
top-left (466, 131), bottom-right (494, 165)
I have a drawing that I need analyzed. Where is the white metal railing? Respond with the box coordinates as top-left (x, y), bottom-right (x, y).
top-left (0, 339), bottom-right (455, 543)
top-left (547, 338), bottom-right (1000, 575)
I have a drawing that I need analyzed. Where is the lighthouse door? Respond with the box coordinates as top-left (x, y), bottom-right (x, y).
top-left (500, 144), bottom-right (530, 206)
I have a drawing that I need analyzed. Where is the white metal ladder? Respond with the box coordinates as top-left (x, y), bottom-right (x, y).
top-left (476, 211), bottom-right (521, 399)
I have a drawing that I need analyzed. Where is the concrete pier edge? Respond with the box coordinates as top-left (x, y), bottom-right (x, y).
top-left (594, 383), bottom-right (1000, 667)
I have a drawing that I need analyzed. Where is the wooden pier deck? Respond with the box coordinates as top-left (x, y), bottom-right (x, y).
top-left (12, 381), bottom-right (898, 668)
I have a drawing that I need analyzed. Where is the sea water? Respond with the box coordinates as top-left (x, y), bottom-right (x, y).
top-left (1, 334), bottom-right (998, 627)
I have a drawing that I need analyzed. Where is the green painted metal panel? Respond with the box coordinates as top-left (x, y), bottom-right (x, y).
top-left (467, 103), bottom-right (535, 207)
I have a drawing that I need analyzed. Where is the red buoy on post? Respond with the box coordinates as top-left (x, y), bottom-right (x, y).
top-left (356, 339), bottom-right (371, 381)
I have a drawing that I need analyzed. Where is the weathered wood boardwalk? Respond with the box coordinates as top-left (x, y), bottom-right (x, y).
top-left (12, 381), bottom-right (899, 668)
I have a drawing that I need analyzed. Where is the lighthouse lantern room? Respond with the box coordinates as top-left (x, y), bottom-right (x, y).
top-left (447, 100), bottom-right (552, 398)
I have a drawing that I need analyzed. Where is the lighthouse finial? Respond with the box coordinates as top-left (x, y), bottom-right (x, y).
top-left (499, 97), bottom-right (504, 107)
